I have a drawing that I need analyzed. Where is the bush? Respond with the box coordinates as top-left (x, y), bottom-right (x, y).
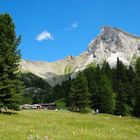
top-left (69, 106), bottom-right (92, 113)
top-left (80, 107), bottom-right (92, 113)
top-left (69, 106), bottom-right (79, 112)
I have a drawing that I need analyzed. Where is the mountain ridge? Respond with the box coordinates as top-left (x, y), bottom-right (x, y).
top-left (21, 26), bottom-right (140, 86)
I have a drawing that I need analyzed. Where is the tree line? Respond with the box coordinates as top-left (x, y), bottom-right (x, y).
top-left (52, 58), bottom-right (140, 117)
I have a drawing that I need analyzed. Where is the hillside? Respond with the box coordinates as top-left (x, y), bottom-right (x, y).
top-left (21, 52), bottom-right (93, 86)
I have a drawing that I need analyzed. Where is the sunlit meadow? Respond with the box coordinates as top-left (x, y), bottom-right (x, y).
top-left (0, 110), bottom-right (140, 140)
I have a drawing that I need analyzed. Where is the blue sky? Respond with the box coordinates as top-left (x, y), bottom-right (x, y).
top-left (0, 0), bottom-right (140, 62)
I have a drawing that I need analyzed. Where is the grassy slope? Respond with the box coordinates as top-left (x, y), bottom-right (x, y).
top-left (0, 110), bottom-right (140, 140)
top-left (55, 98), bottom-right (66, 109)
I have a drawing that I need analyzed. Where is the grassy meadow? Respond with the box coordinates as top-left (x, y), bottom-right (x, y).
top-left (0, 110), bottom-right (140, 140)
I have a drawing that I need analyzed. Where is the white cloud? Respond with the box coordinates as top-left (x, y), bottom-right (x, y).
top-left (36, 31), bottom-right (54, 41)
top-left (71, 22), bottom-right (79, 28)
top-left (64, 21), bottom-right (79, 31)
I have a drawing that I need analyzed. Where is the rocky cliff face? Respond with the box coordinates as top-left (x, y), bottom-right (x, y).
top-left (88, 26), bottom-right (140, 67)
top-left (21, 26), bottom-right (140, 86)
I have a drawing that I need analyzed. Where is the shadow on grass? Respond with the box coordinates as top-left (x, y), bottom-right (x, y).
top-left (0, 110), bottom-right (18, 115)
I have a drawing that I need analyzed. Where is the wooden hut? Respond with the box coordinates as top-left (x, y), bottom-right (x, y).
top-left (40, 103), bottom-right (56, 110)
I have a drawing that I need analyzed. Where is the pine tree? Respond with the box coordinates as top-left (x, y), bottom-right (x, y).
top-left (84, 67), bottom-right (98, 108)
top-left (64, 77), bottom-right (71, 107)
top-left (133, 58), bottom-right (140, 117)
top-left (101, 62), bottom-right (112, 82)
top-left (135, 57), bottom-right (140, 77)
top-left (95, 64), bottom-right (102, 85)
top-left (114, 58), bottom-right (128, 116)
top-left (69, 72), bottom-right (90, 112)
top-left (96, 75), bottom-right (115, 114)
top-left (0, 13), bottom-right (23, 110)
top-left (112, 68), bottom-right (117, 92)
top-left (124, 81), bottom-right (134, 108)
top-left (116, 58), bottom-right (128, 83)
top-left (133, 76), bottom-right (140, 117)
top-left (115, 81), bottom-right (128, 116)
top-left (89, 80), bottom-right (98, 109)
top-left (127, 65), bottom-right (135, 84)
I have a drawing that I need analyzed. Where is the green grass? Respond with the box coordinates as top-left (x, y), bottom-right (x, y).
top-left (64, 65), bottom-right (73, 75)
top-left (55, 98), bottom-right (66, 109)
top-left (0, 110), bottom-right (140, 140)
top-left (87, 62), bottom-right (96, 68)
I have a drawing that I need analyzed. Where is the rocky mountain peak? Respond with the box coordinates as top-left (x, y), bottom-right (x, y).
top-left (88, 26), bottom-right (140, 67)
top-left (100, 26), bottom-right (118, 38)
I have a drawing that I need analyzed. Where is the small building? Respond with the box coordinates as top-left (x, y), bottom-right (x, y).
top-left (21, 104), bottom-right (42, 109)
top-left (21, 104), bottom-right (32, 109)
top-left (40, 103), bottom-right (56, 110)
top-left (21, 103), bottom-right (56, 110)
top-left (32, 104), bottom-right (42, 109)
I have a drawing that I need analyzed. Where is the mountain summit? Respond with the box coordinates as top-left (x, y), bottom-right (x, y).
top-left (21, 26), bottom-right (140, 86)
top-left (88, 26), bottom-right (140, 67)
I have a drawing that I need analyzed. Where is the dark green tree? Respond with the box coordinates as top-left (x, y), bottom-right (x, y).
top-left (114, 58), bottom-right (129, 115)
top-left (112, 68), bottom-right (117, 92)
top-left (116, 58), bottom-right (128, 83)
top-left (133, 58), bottom-right (140, 117)
top-left (69, 72), bottom-right (90, 112)
top-left (96, 75), bottom-right (115, 114)
top-left (95, 64), bottom-right (102, 85)
top-left (64, 77), bottom-right (71, 107)
top-left (124, 66), bottom-right (135, 109)
top-left (115, 81), bottom-right (128, 116)
top-left (0, 13), bottom-right (23, 110)
top-left (127, 65), bottom-right (135, 84)
top-left (133, 76), bottom-right (140, 117)
top-left (135, 57), bottom-right (140, 77)
top-left (84, 67), bottom-right (98, 108)
top-left (101, 62), bottom-right (112, 82)
top-left (124, 81), bottom-right (134, 109)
